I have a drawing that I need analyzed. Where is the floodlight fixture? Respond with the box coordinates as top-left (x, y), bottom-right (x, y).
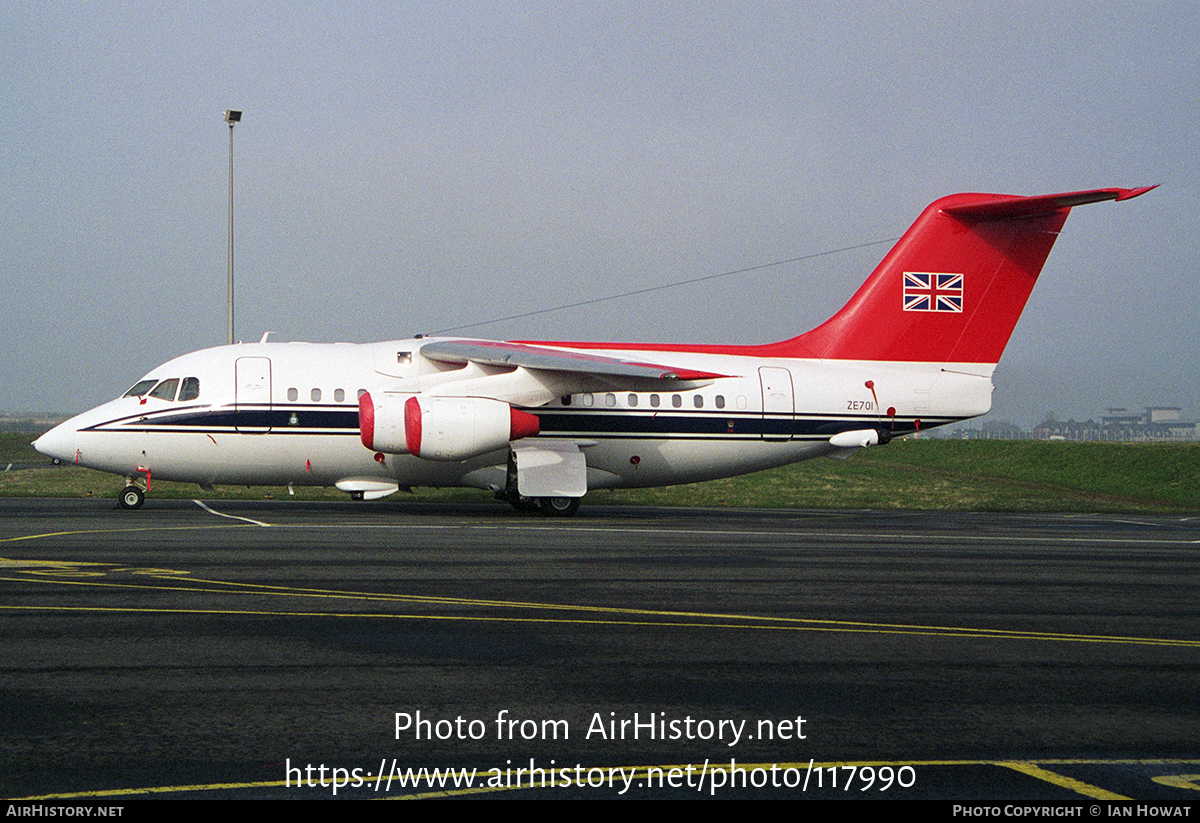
top-left (224, 109), bottom-right (243, 344)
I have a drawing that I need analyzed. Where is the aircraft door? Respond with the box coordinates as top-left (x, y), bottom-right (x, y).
top-left (235, 357), bottom-right (272, 433)
top-left (759, 366), bottom-right (794, 441)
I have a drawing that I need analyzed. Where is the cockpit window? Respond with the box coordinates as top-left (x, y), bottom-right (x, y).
top-left (125, 377), bottom-right (195, 401)
top-left (124, 379), bottom-right (157, 398)
top-left (148, 378), bottom-right (179, 401)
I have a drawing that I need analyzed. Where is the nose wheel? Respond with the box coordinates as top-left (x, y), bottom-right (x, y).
top-left (118, 485), bottom-right (145, 510)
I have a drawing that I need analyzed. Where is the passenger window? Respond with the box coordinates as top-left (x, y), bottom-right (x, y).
top-left (334, 388), bottom-right (345, 402)
top-left (124, 379), bottom-right (157, 398)
top-left (311, 388), bottom-right (322, 402)
top-left (693, 395), bottom-right (704, 408)
top-left (715, 395), bottom-right (725, 409)
top-left (737, 395), bottom-right (748, 410)
top-left (561, 395), bottom-right (573, 406)
top-left (605, 393), bottom-right (616, 407)
top-left (357, 389), bottom-right (367, 399)
top-left (148, 379), bottom-right (179, 402)
top-left (628, 394), bottom-right (638, 407)
top-left (178, 377), bottom-right (200, 402)
top-left (583, 393), bottom-right (594, 407)
top-left (650, 394), bottom-right (660, 408)
top-left (672, 395), bottom-right (682, 408)
top-left (287, 388), bottom-right (298, 401)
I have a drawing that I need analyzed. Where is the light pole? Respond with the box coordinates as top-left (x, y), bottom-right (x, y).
top-left (223, 109), bottom-right (242, 345)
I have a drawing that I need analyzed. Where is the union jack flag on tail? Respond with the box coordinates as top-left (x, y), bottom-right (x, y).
top-left (903, 272), bottom-right (963, 312)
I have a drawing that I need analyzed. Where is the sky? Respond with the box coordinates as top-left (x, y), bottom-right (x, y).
top-left (3, 2), bottom-right (1197, 427)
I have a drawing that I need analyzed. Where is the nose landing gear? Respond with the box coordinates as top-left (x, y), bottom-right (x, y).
top-left (118, 485), bottom-right (146, 510)
top-left (118, 471), bottom-right (149, 510)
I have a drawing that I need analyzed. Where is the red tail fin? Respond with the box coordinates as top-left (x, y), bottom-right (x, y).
top-left (779, 186), bottom-right (1155, 364)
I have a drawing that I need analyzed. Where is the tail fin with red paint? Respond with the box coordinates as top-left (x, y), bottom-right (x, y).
top-left (775, 186), bottom-right (1155, 365)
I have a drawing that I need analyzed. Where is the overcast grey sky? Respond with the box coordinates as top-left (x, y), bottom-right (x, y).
top-left (3, 2), bottom-right (1196, 426)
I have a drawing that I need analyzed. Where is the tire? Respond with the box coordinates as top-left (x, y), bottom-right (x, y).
top-left (509, 495), bottom-right (541, 513)
top-left (118, 485), bottom-right (145, 510)
top-left (539, 496), bottom-right (580, 517)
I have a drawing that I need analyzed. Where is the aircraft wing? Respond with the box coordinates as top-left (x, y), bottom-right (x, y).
top-left (421, 339), bottom-right (729, 382)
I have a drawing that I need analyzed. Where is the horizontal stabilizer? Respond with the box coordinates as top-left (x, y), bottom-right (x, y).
top-left (941, 186), bottom-right (1157, 220)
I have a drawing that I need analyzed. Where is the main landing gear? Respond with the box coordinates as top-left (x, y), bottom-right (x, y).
top-left (503, 449), bottom-right (581, 516)
top-left (540, 496), bottom-right (581, 517)
top-left (506, 493), bottom-right (581, 517)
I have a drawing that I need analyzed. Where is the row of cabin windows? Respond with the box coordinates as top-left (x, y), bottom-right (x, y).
top-left (122, 381), bottom-right (743, 411)
top-left (285, 387), bottom-right (367, 403)
top-left (562, 392), bottom-right (741, 410)
top-left (123, 377), bottom-right (200, 402)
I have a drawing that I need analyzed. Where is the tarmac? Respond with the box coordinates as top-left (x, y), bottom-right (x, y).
top-left (2, 498), bottom-right (1198, 800)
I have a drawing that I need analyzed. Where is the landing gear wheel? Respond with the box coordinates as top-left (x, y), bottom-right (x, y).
top-left (118, 485), bottom-right (145, 510)
top-left (509, 494), bottom-right (541, 514)
top-left (539, 496), bottom-right (580, 517)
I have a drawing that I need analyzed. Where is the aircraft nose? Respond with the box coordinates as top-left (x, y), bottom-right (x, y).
top-left (33, 423), bottom-right (77, 464)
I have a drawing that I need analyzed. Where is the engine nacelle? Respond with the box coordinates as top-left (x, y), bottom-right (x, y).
top-left (359, 393), bottom-right (539, 461)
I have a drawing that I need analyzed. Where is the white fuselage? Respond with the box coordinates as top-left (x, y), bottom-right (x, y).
top-left (34, 339), bottom-right (992, 494)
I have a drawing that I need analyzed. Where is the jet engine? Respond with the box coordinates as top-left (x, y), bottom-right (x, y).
top-left (359, 393), bottom-right (540, 461)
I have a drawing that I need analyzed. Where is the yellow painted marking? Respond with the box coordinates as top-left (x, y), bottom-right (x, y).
top-left (0, 524), bottom-right (256, 543)
top-left (1152, 774), bottom-right (1200, 790)
top-left (0, 603), bottom-right (1103, 633)
top-left (25, 569), bottom-right (108, 577)
top-left (1, 602), bottom-right (1198, 650)
top-left (14, 759), bottom-right (1200, 801)
top-left (1000, 762), bottom-right (1130, 800)
top-left (0, 558), bottom-right (108, 569)
top-left (4, 517), bottom-right (1197, 549)
top-left (17, 779), bottom-right (292, 799)
top-left (0, 558), bottom-right (189, 577)
top-left (128, 568), bottom-right (193, 577)
top-left (2, 559), bottom-right (1199, 648)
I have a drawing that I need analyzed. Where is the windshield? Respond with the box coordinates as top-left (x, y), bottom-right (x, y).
top-left (148, 378), bottom-right (179, 402)
top-left (122, 376), bottom-right (200, 401)
top-left (123, 379), bottom-right (157, 398)
top-left (179, 376), bottom-right (200, 401)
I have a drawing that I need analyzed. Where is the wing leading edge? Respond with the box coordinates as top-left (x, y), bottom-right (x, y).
top-left (421, 339), bottom-right (731, 382)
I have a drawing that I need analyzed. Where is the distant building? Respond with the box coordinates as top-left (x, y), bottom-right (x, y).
top-left (1036, 407), bottom-right (1195, 443)
top-left (1091, 406), bottom-right (1197, 441)
top-left (946, 419), bottom-right (1030, 440)
top-left (948, 406), bottom-right (1198, 441)
top-left (1146, 407), bottom-right (1182, 423)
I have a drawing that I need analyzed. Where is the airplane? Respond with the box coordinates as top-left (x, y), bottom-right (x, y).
top-left (34, 185), bottom-right (1154, 516)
